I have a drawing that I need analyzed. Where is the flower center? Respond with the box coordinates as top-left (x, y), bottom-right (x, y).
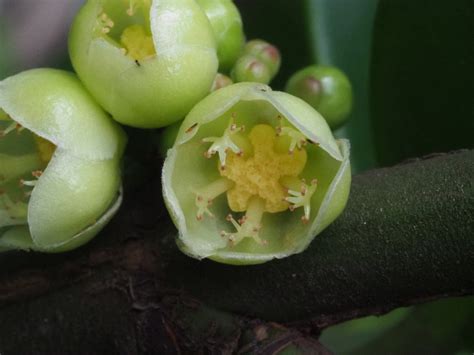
top-left (0, 115), bottom-right (56, 225)
top-left (97, 0), bottom-right (156, 61)
top-left (221, 124), bottom-right (307, 213)
top-left (195, 119), bottom-right (319, 247)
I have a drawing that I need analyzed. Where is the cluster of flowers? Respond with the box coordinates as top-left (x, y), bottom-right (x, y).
top-left (0, 0), bottom-right (351, 264)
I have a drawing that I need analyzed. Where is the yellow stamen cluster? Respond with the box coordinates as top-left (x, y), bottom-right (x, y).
top-left (222, 124), bottom-right (306, 213)
top-left (0, 116), bottom-right (55, 199)
top-left (197, 119), bottom-right (319, 247)
top-left (120, 25), bottom-right (155, 61)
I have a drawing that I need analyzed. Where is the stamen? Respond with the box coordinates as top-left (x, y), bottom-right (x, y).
top-left (0, 121), bottom-right (22, 137)
top-left (98, 11), bottom-right (114, 36)
top-left (221, 197), bottom-right (267, 246)
top-left (202, 116), bottom-right (244, 167)
top-left (19, 170), bottom-right (43, 188)
top-left (276, 125), bottom-right (307, 154)
top-left (20, 179), bottom-right (37, 187)
top-left (193, 178), bottom-right (234, 221)
top-left (126, 0), bottom-right (136, 16)
top-left (285, 179), bottom-right (318, 224)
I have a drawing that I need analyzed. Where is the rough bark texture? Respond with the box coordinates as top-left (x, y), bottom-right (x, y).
top-left (167, 150), bottom-right (474, 325)
top-left (0, 149), bottom-right (473, 353)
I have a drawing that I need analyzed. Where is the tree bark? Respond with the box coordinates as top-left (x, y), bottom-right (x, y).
top-left (0, 149), bottom-right (472, 353)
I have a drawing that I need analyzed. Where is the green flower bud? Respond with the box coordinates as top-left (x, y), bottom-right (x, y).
top-left (162, 83), bottom-right (351, 265)
top-left (231, 40), bottom-right (281, 85)
top-left (231, 55), bottom-right (272, 84)
top-left (285, 65), bottom-right (353, 130)
top-left (245, 39), bottom-right (281, 76)
top-left (69, 0), bottom-right (218, 128)
top-left (0, 69), bottom-right (126, 253)
top-left (196, 0), bottom-right (245, 72)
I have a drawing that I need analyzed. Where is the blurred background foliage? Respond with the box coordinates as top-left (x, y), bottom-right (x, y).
top-left (0, 0), bottom-right (472, 353)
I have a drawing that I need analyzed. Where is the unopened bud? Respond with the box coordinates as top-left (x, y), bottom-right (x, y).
top-left (245, 39), bottom-right (281, 76)
top-left (285, 65), bottom-right (353, 130)
top-left (231, 55), bottom-right (272, 84)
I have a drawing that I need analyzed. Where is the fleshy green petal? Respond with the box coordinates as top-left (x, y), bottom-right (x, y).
top-left (0, 68), bottom-right (126, 160)
top-left (0, 226), bottom-right (35, 252)
top-left (0, 190), bottom-right (122, 253)
top-left (28, 149), bottom-right (121, 249)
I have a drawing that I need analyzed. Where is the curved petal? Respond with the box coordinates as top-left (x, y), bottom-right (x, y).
top-left (28, 148), bottom-right (121, 249)
top-left (0, 226), bottom-right (35, 252)
top-left (0, 68), bottom-right (126, 160)
top-left (0, 189), bottom-right (122, 253)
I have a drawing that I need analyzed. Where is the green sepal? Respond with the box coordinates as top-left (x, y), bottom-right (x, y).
top-left (0, 68), bottom-right (126, 160)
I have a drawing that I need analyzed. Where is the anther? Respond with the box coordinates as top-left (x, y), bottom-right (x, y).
top-left (285, 178), bottom-right (318, 223)
top-left (32, 170), bottom-right (43, 178)
top-left (202, 117), bottom-right (244, 167)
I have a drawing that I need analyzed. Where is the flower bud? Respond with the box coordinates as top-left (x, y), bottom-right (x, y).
top-left (69, 0), bottom-right (218, 128)
top-left (196, 0), bottom-right (245, 72)
top-left (286, 65), bottom-right (353, 130)
top-left (0, 69), bottom-right (125, 253)
top-left (162, 83), bottom-right (351, 265)
top-left (231, 40), bottom-right (281, 85)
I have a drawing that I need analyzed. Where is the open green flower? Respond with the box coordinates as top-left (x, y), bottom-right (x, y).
top-left (69, 0), bottom-right (218, 128)
top-left (162, 83), bottom-right (351, 265)
top-left (0, 69), bottom-right (126, 253)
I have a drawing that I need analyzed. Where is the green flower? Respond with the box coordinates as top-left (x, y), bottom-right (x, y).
top-left (162, 83), bottom-right (351, 265)
top-left (0, 69), bottom-right (126, 253)
top-left (69, 0), bottom-right (218, 128)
